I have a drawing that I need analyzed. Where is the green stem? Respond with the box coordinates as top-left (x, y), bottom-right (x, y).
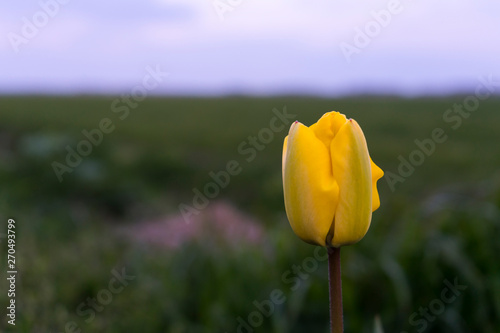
top-left (328, 246), bottom-right (343, 333)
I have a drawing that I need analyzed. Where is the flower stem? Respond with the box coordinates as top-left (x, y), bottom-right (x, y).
top-left (328, 246), bottom-right (343, 333)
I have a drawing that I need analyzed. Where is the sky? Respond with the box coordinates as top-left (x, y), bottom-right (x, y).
top-left (1, 0), bottom-right (499, 96)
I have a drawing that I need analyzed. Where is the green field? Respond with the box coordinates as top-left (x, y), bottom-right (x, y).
top-left (0, 96), bottom-right (499, 332)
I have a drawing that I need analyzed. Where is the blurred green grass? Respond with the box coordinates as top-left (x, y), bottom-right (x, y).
top-left (0, 96), bottom-right (499, 332)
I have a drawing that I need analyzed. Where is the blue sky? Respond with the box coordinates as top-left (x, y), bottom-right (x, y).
top-left (1, 0), bottom-right (499, 96)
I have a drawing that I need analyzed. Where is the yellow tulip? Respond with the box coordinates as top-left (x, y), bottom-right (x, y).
top-left (282, 111), bottom-right (384, 247)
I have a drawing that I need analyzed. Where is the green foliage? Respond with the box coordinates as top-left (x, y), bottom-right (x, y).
top-left (0, 96), bottom-right (499, 332)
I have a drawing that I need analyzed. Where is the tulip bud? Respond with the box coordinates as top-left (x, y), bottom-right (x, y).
top-left (282, 112), bottom-right (383, 247)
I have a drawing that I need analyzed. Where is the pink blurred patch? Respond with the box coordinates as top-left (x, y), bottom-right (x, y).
top-left (121, 201), bottom-right (264, 248)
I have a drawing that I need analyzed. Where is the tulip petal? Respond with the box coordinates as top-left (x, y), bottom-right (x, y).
top-left (370, 159), bottom-right (384, 211)
top-left (310, 111), bottom-right (347, 149)
top-left (283, 122), bottom-right (339, 246)
top-left (282, 136), bottom-right (288, 177)
top-left (329, 119), bottom-right (372, 247)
